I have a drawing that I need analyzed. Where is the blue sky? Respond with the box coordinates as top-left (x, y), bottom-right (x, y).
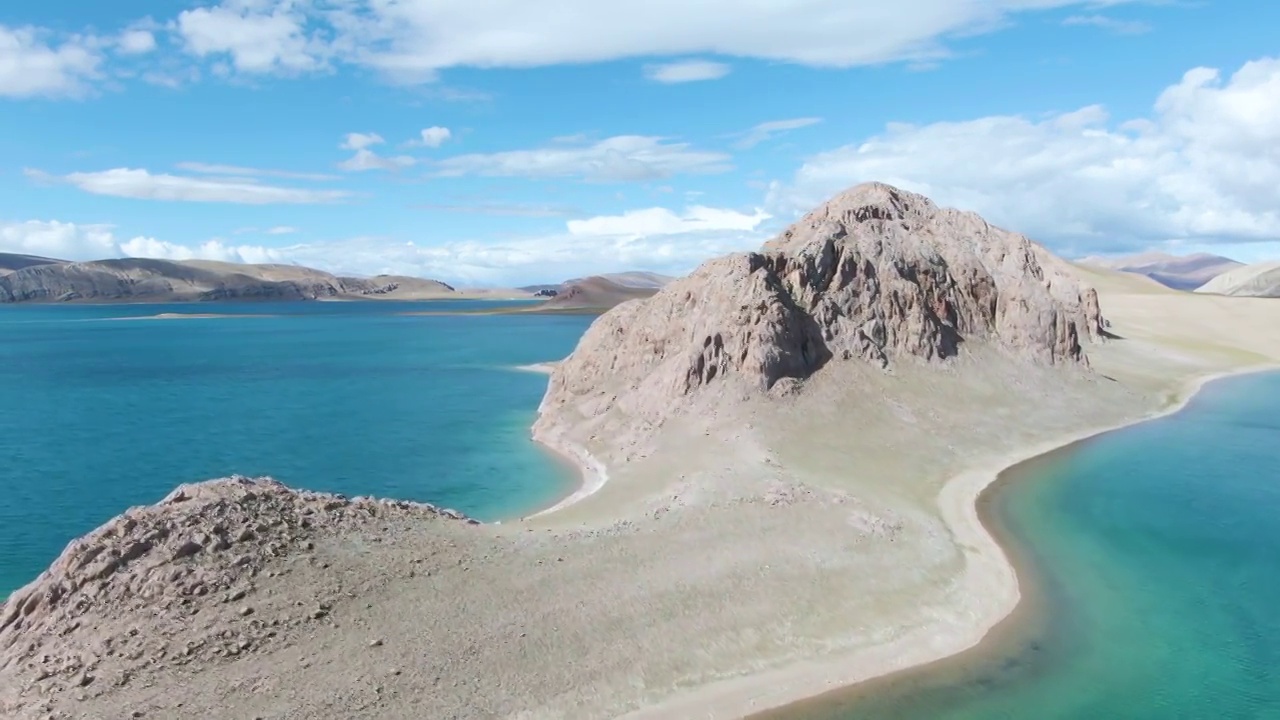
top-left (2, 0), bottom-right (1278, 285)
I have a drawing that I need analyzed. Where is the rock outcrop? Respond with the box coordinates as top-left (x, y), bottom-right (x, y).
top-left (0, 476), bottom-right (474, 713)
top-left (537, 183), bottom-right (1104, 429)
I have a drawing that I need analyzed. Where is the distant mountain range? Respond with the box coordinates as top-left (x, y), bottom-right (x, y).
top-left (0, 253), bottom-right (467, 304)
top-left (0, 253), bottom-right (682, 307)
top-left (522, 271), bottom-right (676, 310)
top-left (1195, 261), bottom-right (1280, 298)
top-left (1077, 252), bottom-right (1244, 291)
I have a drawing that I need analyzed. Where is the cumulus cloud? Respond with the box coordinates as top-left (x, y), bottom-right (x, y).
top-left (340, 132), bottom-right (383, 151)
top-left (431, 135), bottom-right (732, 182)
top-left (406, 126), bottom-right (452, 148)
top-left (0, 25), bottom-right (101, 98)
top-left (337, 132), bottom-right (416, 171)
top-left (117, 236), bottom-right (283, 264)
top-left (643, 60), bottom-right (731, 83)
top-left (733, 117), bottom-right (823, 149)
top-left (272, 227), bottom-right (767, 286)
top-left (176, 1), bottom-right (324, 74)
top-left (0, 219), bottom-right (283, 265)
top-left (116, 29), bottom-right (158, 55)
top-left (31, 167), bottom-right (351, 204)
top-left (1, 201), bottom-right (772, 285)
top-left (0, 220), bottom-right (118, 260)
top-left (768, 57), bottom-right (1280, 257)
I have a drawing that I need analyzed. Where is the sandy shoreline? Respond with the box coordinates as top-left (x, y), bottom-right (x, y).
top-left (608, 363), bottom-right (1279, 720)
top-left (757, 364), bottom-right (1280, 719)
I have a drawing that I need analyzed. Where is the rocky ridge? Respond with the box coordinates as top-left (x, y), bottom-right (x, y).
top-left (0, 476), bottom-right (475, 716)
top-left (1195, 260), bottom-right (1280, 298)
top-left (0, 257), bottom-right (458, 303)
top-left (1077, 251), bottom-right (1243, 291)
top-left (536, 183), bottom-right (1105, 433)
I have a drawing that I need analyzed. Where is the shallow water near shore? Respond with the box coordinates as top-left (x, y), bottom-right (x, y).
top-left (0, 301), bottom-right (594, 597)
top-left (767, 371), bottom-right (1280, 720)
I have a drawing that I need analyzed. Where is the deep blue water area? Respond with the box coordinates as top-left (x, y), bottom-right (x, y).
top-left (0, 301), bottom-right (594, 596)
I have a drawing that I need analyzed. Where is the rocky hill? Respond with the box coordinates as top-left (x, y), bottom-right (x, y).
top-left (1194, 260), bottom-right (1280, 298)
top-left (0, 253), bottom-right (68, 276)
top-left (525, 271), bottom-right (676, 310)
top-left (0, 256), bottom-right (457, 303)
top-left (537, 182), bottom-right (1105, 433)
top-left (0, 477), bottom-right (475, 715)
top-left (1078, 251), bottom-right (1241, 291)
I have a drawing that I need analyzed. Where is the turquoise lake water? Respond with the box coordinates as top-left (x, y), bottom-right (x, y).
top-left (777, 371), bottom-right (1280, 720)
top-left (0, 302), bottom-right (595, 597)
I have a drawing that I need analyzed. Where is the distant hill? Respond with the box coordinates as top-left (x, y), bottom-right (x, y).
top-left (1194, 260), bottom-right (1280, 298)
top-left (538, 271), bottom-right (677, 310)
top-left (0, 254), bottom-right (464, 304)
top-left (1077, 252), bottom-right (1243, 291)
top-left (0, 252), bottom-right (69, 276)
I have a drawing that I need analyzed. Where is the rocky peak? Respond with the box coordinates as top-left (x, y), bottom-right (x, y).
top-left (536, 183), bottom-right (1105, 429)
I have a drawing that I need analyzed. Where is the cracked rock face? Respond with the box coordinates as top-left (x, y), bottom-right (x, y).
top-left (536, 182), bottom-right (1105, 429)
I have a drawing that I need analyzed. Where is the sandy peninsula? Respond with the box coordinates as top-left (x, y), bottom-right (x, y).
top-left (3, 184), bottom-right (1280, 720)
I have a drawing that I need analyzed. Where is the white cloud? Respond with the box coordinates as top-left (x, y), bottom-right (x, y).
top-left (35, 167), bottom-right (351, 204)
top-left (432, 135), bottom-right (732, 182)
top-left (768, 57), bottom-right (1280, 257)
top-left (407, 126), bottom-right (452, 148)
top-left (340, 132), bottom-right (384, 151)
top-left (0, 219), bottom-right (282, 265)
top-left (568, 206), bottom-right (770, 238)
top-left (336, 132), bottom-right (416, 171)
top-left (117, 29), bottom-right (158, 55)
top-left (338, 150), bottom-right (417, 172)
top-left (734, 117), bottom-right (823, 149)
top-left (0, 25), bottom-right (101, 98)
top-left (1, 201), bottom-right (770, 285)
top-left (117, 236), bottom-right (283, 264)
top-left (644, 60), bottom-right (730, 83)
top-left (271, 226), bottom-right (768, 286)
top-left (1062, 14), bottom-right (1152, 35)
top-left (158, 0), bottom-right (1149, 82)
top-left (266, 225), bottom-right (298, 235)
top-left (176, 2), bottom-right (323, 74)
top-left (0, 220), bottom-right (118, 260)
top-left (176, 161), bottom-right (338, 181)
